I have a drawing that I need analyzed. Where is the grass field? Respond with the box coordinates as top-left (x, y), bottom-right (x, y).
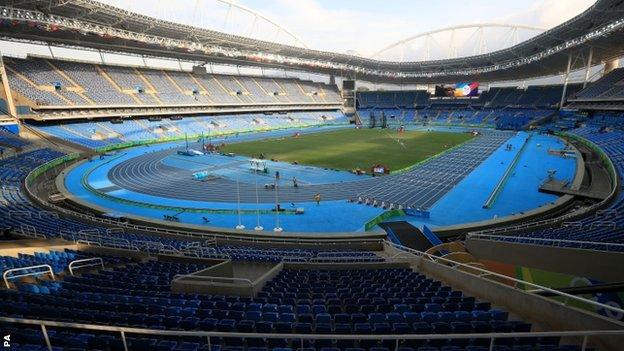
top-left (221, 128), bottom-right (474, 171)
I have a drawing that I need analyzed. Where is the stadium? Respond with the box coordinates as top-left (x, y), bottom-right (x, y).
top-left (0, 0), bottom-right (623, 349)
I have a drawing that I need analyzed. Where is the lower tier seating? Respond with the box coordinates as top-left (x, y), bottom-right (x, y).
top-left (0, 257), bottom-right (582, 351)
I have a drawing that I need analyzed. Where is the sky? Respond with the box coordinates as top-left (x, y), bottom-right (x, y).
top-left (101, 0), bottom-right (596, 58)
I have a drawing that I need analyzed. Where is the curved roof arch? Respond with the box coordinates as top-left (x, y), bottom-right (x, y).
top-left (1, 0), bottom-right (624, 83)
top-left (214, 0), bottom-right (308, 48)
top-left (370, 24), bottom-right (547, 60)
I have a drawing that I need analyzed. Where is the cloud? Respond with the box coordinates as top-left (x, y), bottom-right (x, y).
top-left (495, 0), bottom-right (595, 28)
top-left (254, 0), bottom-right (595, 58)
top-left (258, 0), bottom-right (414, 55)
top-left (97, 0), bottom-right (596, 59)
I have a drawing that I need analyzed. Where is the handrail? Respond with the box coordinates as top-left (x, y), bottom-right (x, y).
top-left (0, 316), bottom-right (622, 351)
top-left (308, 255), bottom-right (384, 262)
top-left (466, 233), bottom-right (624, 252)
top-left (172, 274), bottom-right (254, 287)
top-left (2, 264), bottom-right (55, 288)
top-left (383, 240), bottom-right (624, 317)
top-left (68, 258), bottom-right (104, 276)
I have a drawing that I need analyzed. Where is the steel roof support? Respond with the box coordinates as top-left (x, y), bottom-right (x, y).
top-left (583, 46), bottom-right (594, 88)
top-left (0, 54), bottom-right (19, 129)
top-left (560, 52), bottom-right (573, 108)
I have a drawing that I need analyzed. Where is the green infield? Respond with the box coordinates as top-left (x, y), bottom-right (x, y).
top-left (221, 128), bottom-right (474, 171)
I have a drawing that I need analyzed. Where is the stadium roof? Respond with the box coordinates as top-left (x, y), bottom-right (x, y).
top-left (2, 0), bottom-right (624, 83)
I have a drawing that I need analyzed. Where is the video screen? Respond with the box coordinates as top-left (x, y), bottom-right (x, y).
top-left (434, 82), bottom-right (479, 97)
top-left (454, 82), bottom-right (480, 97)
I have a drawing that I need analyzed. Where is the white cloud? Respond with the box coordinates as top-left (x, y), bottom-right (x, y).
top-left (497, 0), bottom-right (594, 28)
top-left (97, 0), bottom-right (596, 59)
top-left (255, 0), bottom-right (596, 58)
top-left (258, 0), bottom-right (414, 55)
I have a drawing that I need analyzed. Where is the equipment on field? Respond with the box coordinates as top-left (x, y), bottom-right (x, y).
top-left (369, 111), bottom-right (377, 128)
top-left (250, 158), bottom-right (268, 173)
top-left (372, 164), bottom-right (390, 175)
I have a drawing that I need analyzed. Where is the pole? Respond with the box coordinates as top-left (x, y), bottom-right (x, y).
top-left (0, 54), bottom-right (19, 129)
top-left (583, 47), bottom-right (593, 88)
top-left (120, 331), bottom-right (128, 351)
top-left (235, 177), bottom-right (245, 229)
top-left (41, 324), bottom-right (52, 351)
top-left (559, 53), bottom-right (573, 108)
top-left (47, 44), bottom-right (55, 60)
top-left (273, 177), bottom-right (282, 232)
top-left (488, 337), bottom-right (495, 351)
top-left (254, 181), bottom-right (263, 230)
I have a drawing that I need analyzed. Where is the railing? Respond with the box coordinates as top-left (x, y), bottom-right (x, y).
top-left (308, 255), bottom-right (385, 263)
top-left (562, 221), bottom-right (583, 228)
top-left (171, 274), bottom-right (254, 287)
top-left (19, 224), bottom-right (44, 238)
top-left (466, 233), bottom-right (624, 252)
top-left (75, 237), bottom-right (141, 252)
top-left (68, 258), bottom-right (104, 276)
top-left (383, 240), bottom-right (624, 318)
top-left (2, 264), bottom-right (55, 288)
top-left (0, 316), bottom-right (621, 351)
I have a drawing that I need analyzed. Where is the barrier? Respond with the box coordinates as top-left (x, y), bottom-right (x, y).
top-left (172, 274), bottom-right (253, 287)
top-left (68, 257), bottom-right (104, 276)
top-left (364, 209), bottom-right (405, 231)
top-left (384, 240), bottom-right (624, 317)
top-left (1, 312), bottom-right (622, 351)
top-left (3, 264), bottom-right (55, 288)
top-left (466, 233), bottom-right (624, 252)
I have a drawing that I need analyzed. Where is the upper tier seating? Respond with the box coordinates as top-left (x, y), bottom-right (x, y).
top-left (357, 91), bottom-right (430, 109)
top-left (5, 57), bottom-right (341, 108)
top-left (356, 84), bottom-right (581, 131)
top-left (357, 84), bottom-right (578, 113)
top-left (572, 68), bottom-right (624, 101)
